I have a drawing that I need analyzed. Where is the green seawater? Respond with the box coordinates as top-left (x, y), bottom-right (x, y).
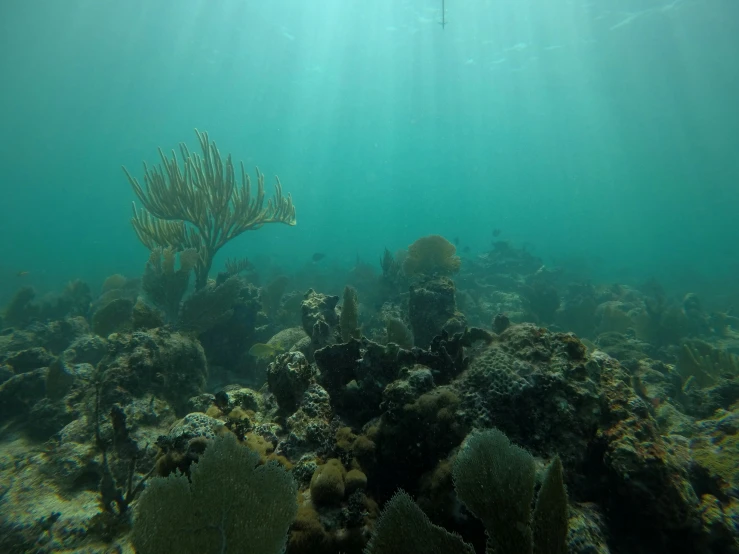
top-left (0, 0), bottom-right (737, 303)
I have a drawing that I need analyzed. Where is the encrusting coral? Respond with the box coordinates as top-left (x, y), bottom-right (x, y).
top-left (124, 129), bottom-right (296, 289)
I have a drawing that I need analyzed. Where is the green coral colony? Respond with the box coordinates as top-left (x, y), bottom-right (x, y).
top-left (1, 131), bottom-right (739, 554)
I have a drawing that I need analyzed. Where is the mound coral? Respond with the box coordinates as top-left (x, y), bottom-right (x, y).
top-left (310, 458), bottom-right (346, 505)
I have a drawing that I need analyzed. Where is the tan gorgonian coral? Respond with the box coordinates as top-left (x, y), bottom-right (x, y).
top-left (124, 129), bottom-right (296, 289)
top-left (402, 235), bottom-right (461, 277)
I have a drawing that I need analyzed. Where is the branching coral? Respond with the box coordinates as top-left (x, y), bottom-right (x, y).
top-left (678, 340), bottom-right (739, 388)
top-left (124, 129), bottom-right (296, 289)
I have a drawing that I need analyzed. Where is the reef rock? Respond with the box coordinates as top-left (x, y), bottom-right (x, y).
top-left (455, 323), bottom-right (705, 552)
top-left (96, 328), bottom-right (207, 416)
top-left (268, 350), bottom-right (318, 413)
top-left (408, 277), bottom-right (466, 348)
top-left (301, 289), bottom-right (340, 352)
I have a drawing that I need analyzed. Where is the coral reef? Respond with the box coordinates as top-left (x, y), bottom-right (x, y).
top-left (2, 238), bottom-right (739, 554)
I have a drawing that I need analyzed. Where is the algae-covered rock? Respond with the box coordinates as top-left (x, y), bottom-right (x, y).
top-left (63, 334), bottom-right (107, 366)
top-left (218, 386), bottom-right (262, 413)
top-left (567, 503), bottom-right (610, 554)
top-left (91, 297), bottom-right (134, 337)
top-left (37, 316), bottom-right (90, 354)
top-left (4, 346), bottom-right (54, 374)
top-left (0, 364), bottom-right (12, 386)
top-left (168, 412), bottom-right (224, 442)
top-left (282, 383), bottom-right (333, 459)
top-left (381, 366), bottom-right (435, 418)
top-left (301, 289), bottom-right (341, 353)
top-left (301, 289), bottom-right (340, 337)
top-left (267, 351), bottom-right (318, 413)
top-left (132, 298), bottom-right (166, 330)
top-left (46, 359), bottom-right (93, 401)
top-left (0, 368), bottom-right (46, 421)
top-left (2, 286), bottom-right (37, 328)
top-left (96, 328), bottom-right (207, 415)
top-left (408, 277), bottom-right (466, 348)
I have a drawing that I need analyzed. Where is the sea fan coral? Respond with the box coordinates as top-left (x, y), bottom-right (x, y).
top-left (402, 235), bottom-right (461, 277)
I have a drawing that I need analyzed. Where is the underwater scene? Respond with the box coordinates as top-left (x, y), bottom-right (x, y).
top-left (1, 0), bottom-right (738, 552)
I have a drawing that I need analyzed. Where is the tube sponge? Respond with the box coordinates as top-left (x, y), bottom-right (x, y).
top-left (132, 432), bottom-right (297, 554)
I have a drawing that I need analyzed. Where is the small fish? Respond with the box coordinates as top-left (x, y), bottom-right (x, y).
top-left (17, 271), bottom-right (30, 277)
top-left (463, 246), bottom-right (470, 253)
top-left (492, 228), bottom-right (502, 237)
top-left (681, 375), bottom-right (696, 393)
top-left (312, 253), bottom-right (326, 262)
top-left (214, 390), bottom-right (230, 410)
top-left (453, 237), bottom-right (460, 246)
top-left (248, 343), bottom-right (284, 360)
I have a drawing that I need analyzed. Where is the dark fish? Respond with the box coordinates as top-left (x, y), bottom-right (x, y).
top-left (492, 228), bottom-right (502, 237)
top-left (312, 253), bottom-right (326, 262)
top-left (463, 246), bottom-right (470, 253)
top-left (453, 237), bottom-right (460, 246)
top-left (214, 390), bottom-right (230, 410)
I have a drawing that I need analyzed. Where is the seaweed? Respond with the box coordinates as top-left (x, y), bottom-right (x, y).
top-left (87, 382), bottom-right (155, 542)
